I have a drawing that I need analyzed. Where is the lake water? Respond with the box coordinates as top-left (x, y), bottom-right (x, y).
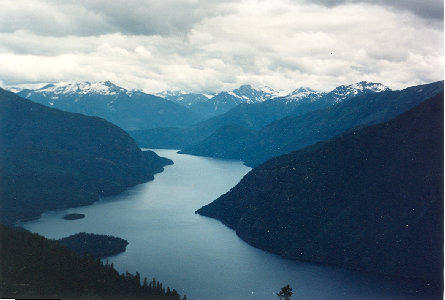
top-left (19, 150), bottom-right (435, 300)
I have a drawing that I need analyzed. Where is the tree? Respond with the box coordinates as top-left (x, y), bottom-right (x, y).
top-left (277, 284), bottom-right (293, 300)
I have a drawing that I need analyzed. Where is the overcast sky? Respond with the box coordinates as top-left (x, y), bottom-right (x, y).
top-left (0, 0), bottom-right (443, 93)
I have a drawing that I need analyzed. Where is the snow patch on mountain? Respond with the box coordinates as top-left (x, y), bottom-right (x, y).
top-left (202, 93), bottom-right (215, 99)
top-left (285, 87), bottom-right (326, 102)
top-left (6, 87), bottom-right (23, 93)
top-left (328, 81), bottom-right (391, 103)
top-left (230, 85), bottom-right (279, 103)
top-left (34, 81), bottom-right (126, 96)
top-left (156, 90), bottom-right (187, 98)
top-left (260, 86), bottom-right (289, 98)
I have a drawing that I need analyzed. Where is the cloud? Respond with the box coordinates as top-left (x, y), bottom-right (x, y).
top-left (0, 0), bottom-right (442, 93)
top-left (302, 0), bottom-right (444, 21)
top-left (0, 0), bottom-right (237, 37)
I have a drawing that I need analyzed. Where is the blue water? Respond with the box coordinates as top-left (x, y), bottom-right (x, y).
top-left (19, 150), bottom-right (435, 300)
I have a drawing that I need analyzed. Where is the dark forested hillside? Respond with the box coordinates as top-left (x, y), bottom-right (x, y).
top-left (197, 93), bottom-right (443, 289)
top-left (130, 81), bottom-right (393, 151)
top-left (0, 225), bottom-right (185, 300)
top-left (130, 94), bottom-right (324, 149)
top-left (183, 124), bottom-right (257, 159)
top-left (0, 88), bottom-right (172, 224)
top-left (185, 81), bottom-right (443, 166)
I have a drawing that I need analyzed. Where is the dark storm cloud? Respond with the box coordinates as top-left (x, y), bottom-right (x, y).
top-left (76, 0), bottom-right (238, 36)
top-left (0, 0), bottom-right (237, 37)
top-left (304, 0), bottom-right (444, 20)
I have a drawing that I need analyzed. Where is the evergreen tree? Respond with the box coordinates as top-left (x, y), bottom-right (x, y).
top-left (277, 285), bottom-right (293, 300)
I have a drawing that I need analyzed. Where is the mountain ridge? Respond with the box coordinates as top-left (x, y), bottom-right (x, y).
top-left (16, 82), bottom-right (204, 131)
top-left (131, 81), bottom-right (393, 150)
top-left (0, 88), bottom-right (172, 224)
top-left (197, 92), bottom-right (444, 288)
top-left (182, 81), bottom-right (443, 166)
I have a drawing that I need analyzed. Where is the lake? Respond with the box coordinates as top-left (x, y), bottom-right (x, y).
top-left (19, 149), bottom-right (434, 300)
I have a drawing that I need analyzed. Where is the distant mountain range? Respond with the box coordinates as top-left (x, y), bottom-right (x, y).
top-left (131, 81), bottom-right (401, 155)
top-left (158, 90), bottom-right (214, 108)
top-left (12, 81), bottom-right (320, 128)
top-left (181, 81), bottom-right (443, 166)
top-left (16, 81), bottom-right (204, 131)
top-left (14, 80), bottom-right (443, 169)
top-left (11, 80), bottom-right (392, 132)
top-left (129, 93), bottom-right (322, 150)
top-left (0, 88), bottom-right (172, 224)
top-left (197, 92), bottom-right (444, 287)
top-left (157, 84), bottom-right (288, 117)
top-left (156, 82), bottom-right (389, 118)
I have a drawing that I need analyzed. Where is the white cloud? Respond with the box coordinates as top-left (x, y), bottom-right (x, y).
top-left (0, 0), bottom-right (442, 93)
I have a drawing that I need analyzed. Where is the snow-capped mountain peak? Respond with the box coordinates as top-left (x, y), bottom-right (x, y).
top-left (230, 84), bottom-right (282, 103)
top-left (260, 86), bottom-right (288, 98)
top-left (328, 81), bottom-right (391, 103)
top-left (5, 87), bottom-right (23, 93)
top-left (156, 90), bottom-right (215, 107)
top-left (286, 87), bottom-right (325, 101)
top-left (34, 81), bottom-right (127, 96)
top-left (156, 90), bottom-right (188, 98)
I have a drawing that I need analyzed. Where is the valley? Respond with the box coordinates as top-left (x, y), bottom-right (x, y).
top-left (1, 2), bottom-right (442, 299)
top-left (18, 150), bottom-right (438, 300)
top-left (1, 80), bottom-right (443, 299)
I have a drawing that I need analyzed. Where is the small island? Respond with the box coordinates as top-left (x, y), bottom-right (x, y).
top-left (63, 213), bottom-right (85, 220)
top-left (58, 232), bottom-right (129, 258)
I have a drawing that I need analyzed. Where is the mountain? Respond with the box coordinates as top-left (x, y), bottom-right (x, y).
top-left (17, 81), bottom-right (204, 130)
top-left (190, 91), bottom-right (248, 118)
top-left (283, 87), bottom-right (325, 102)
top-left (231, 84), bottom-right (286, 103)
top-left (321, 81), bottom-right (390, 103)
top-left (131, 82), bottom-right (384, 150)
top-left (183, 124), bottom-right (257, 159)
top-left (182, 81), bottom-right (442, 166)
top-left (130, 95), bottom-right (316, 150)
top-left (1, 225), bottom-right (185, 299)
top-left (157, 90), bottom-right (213, 108)
top-left (158, 85), bottom-right (289, 113)
top-left (197, 92), bottom-right (443, 288)
top-left (0, 88), bottom-right (172, 224)
top-left (184, 84), bottom-right (287, 118)
top-left (278, 81), bottom-right (388, 105)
